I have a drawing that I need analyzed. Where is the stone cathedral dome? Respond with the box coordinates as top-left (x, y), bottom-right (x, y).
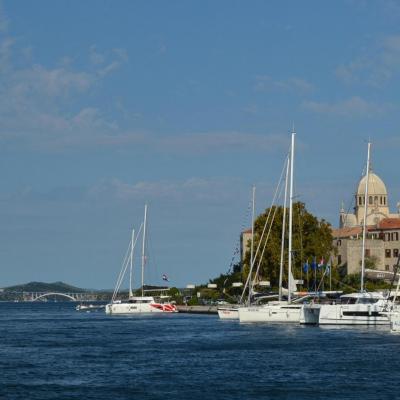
top-left (357, 172), bottom-right (387, 196)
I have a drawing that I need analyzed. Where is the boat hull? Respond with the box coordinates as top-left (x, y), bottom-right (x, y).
top-left (105, 302), bottom-right (177, 315)
top-left (316, 304), bottom-right (389, 325)
top-left (238, 304), bottom-right (302, 323)
top-left (217, 306), bottom-right (239, 320)
top-left (390, 312), bottom-right (400, 332)
top-left (300, 304), bottom-right (320, 324)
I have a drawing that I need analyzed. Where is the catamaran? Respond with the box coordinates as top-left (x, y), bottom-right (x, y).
top-left (238, 129), bottom-right (307, 323)
top-left (301, 142), bottom-right (391, 325)
top-left (105, 204), bottom-right (177, 315)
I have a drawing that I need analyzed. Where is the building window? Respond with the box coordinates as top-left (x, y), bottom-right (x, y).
top-left (394, 249), bottom-right (399, 258)
top-left (338, 255), bottom-right (342, 265)
top-left (374, 196), bottom-right (378, 205)
top-left (385, 249), bottom-right (391, 258)
top-left (385, 265), bottom-right (390, 271)
top-left (359, 196), bottom-right (362, 206)
top-left (384, 197), bottom-right (386, 205)
top-left (395, 232), bottom-right (399, 241)
top-left (337, 239), bottom-right (341, 246)
top-left (365, 249), bottom-right (370, 257)
top-left (369, 196), bottom-right (373, 205)
top-left (380, 196), bottom-right (383, 205)
top-left (386, 233), bottom-right (391, 242)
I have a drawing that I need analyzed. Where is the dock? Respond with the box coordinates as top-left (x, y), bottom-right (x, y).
top-left (177, 305), bottom-right (218, 314)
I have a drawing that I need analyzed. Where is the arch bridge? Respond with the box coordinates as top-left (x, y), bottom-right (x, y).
top-left (28, 292), bottom-right (95, 302)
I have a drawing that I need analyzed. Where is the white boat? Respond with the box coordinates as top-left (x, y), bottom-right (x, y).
top-left (218, 187), bottom-right (256, 321)
top-left (105, 296), bottom-right (176, 314)
top-left (389, 311), bottom-right (400, 332)
top-left (76, 303), bottom-right (105, 311)
top-left (217, 305), bottom-right (240, 319)
top-left (239, 130), bottom-right (304, 323)
top-left (239, 301), bottom-right (303, 323)
top-left (105, 204), bottom-right (177, 315)
top-left (385, 262), bottom-right (400, 332)
top-left (302, 142), bottom-right (391, 326)
top-left (302, 292), bottom-right (390, 325)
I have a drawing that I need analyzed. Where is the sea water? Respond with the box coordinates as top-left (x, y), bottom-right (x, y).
top-left (0, 302), bottom-right (398, 400)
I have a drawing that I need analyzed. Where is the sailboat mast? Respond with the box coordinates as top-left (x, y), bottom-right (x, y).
top-left (279, 156), bottom-right (290, 301)
top-left (129, 228), bottom-right (135, 298)
top-left (288, 130), bottom-right (295, 303)
top-left (141, 204), bottom-right (148, 297)
top-left (247, 185), bottom-right (256, 305)
top-left (361, 142), bottom-right (371, 292)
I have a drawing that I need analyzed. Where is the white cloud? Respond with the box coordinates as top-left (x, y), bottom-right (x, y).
top-left (302, 96), bottom-right (394, 117)
top-left (156, 131), bottom-right (289, 154)
top-left (0, 36), bottom-right (13, 72)
top-left (336, 34), bottom-right (400, 87)
top-left (14, 65), bottom-right (94, 97)
top-left (254, 75), bottom-right (314, 93)
top-left (89, 45), bottom-right (105, 65)
top-left (0, 2), bottom-right (8, 32)
top-left (0, 23), bottom-right (128, 149)
top-left (87, 177), bottom-right (246, 206)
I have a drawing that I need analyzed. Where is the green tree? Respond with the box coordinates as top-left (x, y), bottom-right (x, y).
top-left (242, 202), bottom-right (333, 289)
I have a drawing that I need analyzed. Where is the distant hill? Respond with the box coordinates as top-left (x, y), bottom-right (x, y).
top-left (3, 281), bottom-right (88, 293)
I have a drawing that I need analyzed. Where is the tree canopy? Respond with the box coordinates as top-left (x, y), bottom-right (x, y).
top-left (242, 202), bottom-right (333, 289)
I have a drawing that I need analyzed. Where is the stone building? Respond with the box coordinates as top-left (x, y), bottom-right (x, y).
top-left (240, 228), bottom-right (253, 263)
top-left (333, 169), bottom-right (400, 277)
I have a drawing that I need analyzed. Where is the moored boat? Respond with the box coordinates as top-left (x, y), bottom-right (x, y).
top-left (105, 204), bottom-right (177, 315)
top-left (217, 305), bottom-right (239, 319)
top-left (302, 292), bottom-right (390, 325)
top-left (105, 296), bottom-right (176, 314)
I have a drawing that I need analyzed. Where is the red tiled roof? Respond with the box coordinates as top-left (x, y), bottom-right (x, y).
top-left (332, 226), bottom-right (362, 238)
top-left (377, 218), bottom-right (400, 230)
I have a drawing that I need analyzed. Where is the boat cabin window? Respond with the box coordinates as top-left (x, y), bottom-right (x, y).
top-left (341, 297), bottom-right (357, 304)
top-left (357, 298), bottom-right (378, 304)
top-left (129, 299), bottom-right (152, 303)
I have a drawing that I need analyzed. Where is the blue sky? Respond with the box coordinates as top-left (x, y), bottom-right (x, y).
top-left (1, 0), bottom-right (400, 289)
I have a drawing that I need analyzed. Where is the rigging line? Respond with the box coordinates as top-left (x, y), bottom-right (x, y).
top-left (251, 195), bottom-right (283, 289)
top-left (240, 154), bottom-right (288, 304)
top-left (112, 239), bottom-right (132, 302)
top-left (336, 161), bottom-right (368, 244)
top-left (251, 171), bottom-right (286, 288)
top-left (226, 192), bottom-right (253, 275)
top-left (296, 202), bottom-right (304, 282)
top-left (113, 256), bottom-right (131, 303)
top-left (112, 223), bottom-right (144, 302)
top-left (385, 254), bottom-right (400, 308)
top-left (241, 162), bottom-right (286, 304)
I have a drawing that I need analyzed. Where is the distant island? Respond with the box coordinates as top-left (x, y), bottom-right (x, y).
top-left (2, 281), bottom-right (88, 293)
top-left (0, 281), bottom-right (113, 301)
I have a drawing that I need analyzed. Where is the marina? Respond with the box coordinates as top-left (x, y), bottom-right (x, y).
top-left (2, 2), bottom-right (400, 399)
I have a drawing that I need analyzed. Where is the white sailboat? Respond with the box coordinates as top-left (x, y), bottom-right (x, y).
top-left (218, 186), bottom-right (256, 320)
top-left (382, 258), bottom-right (400, 332)
top-left (239, 129), bottom-right (305, 323)
top-left (301, 142), bottom-right (391, 325)
top-left (105, 204), bottom-right (177, 315)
